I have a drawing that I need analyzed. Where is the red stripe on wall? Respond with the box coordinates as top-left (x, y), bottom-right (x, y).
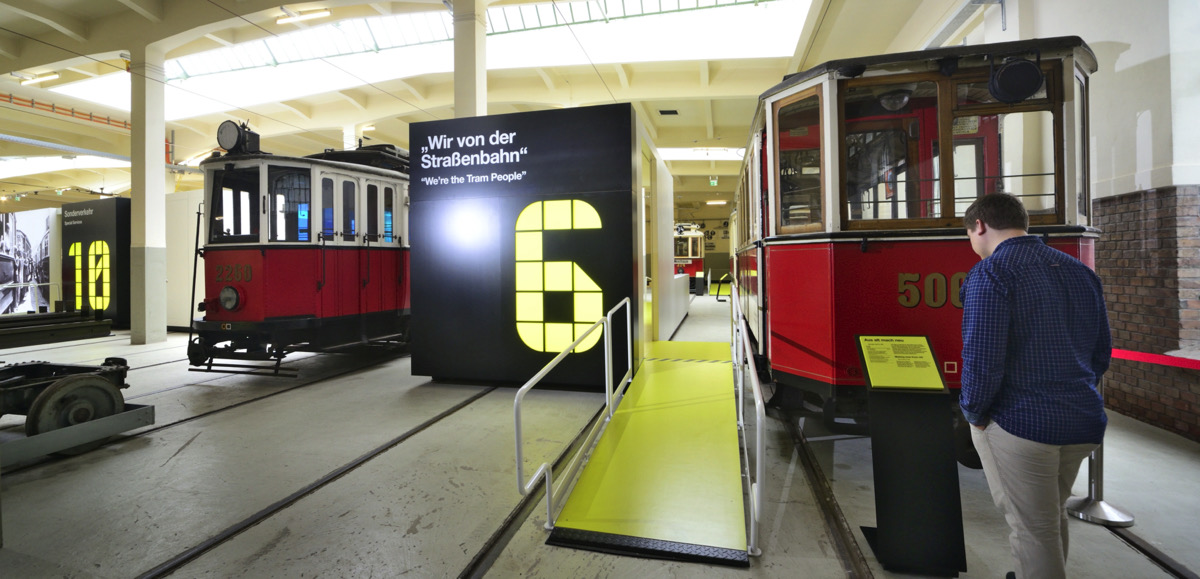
top-left (1112, 349), bottom-right (1200, 371)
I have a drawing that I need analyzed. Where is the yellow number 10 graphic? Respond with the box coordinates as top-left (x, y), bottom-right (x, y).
top-left (515, 200), bottom-right (603, 353)
top-left (68, 240), bottom-right (111, 311)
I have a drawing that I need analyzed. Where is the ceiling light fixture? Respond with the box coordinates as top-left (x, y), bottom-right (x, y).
top-left (21, 73), bottom-right (59, 86)
top-left (706, 200), bottom-right (727, 205)
top-left (277, 7), bottom-right (331, 24)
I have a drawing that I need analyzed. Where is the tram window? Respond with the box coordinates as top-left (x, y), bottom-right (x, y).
top-left (843, 80), bottom-right (939, 223)
top-left (384, 187), bottom-right (395, 243)
top-left (366, 184), bottom-right (379, 241)
top-left (321, 178), bottom-right (335, 239)
top-left (775, 90), bottom-right (822, 233)
top-left (1074, 72), bottom-right (1089, 221)
top-left (951, 110), bottom-right (1057, 218)
top-left (209, 166), bottom-right (260, 244)
top-left (268, 166), bottom-right (311, 242)
top-left (342, 181), bottom-right (356, 241)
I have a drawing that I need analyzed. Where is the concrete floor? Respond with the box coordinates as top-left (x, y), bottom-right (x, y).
top-left (0, 296), bottom-right (1196, 578)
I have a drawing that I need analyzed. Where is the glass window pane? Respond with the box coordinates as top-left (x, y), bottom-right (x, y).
top-left (776, 91), bottom-right (822, 232)
top-left (322, 178), bottom-right (335, 238)
top-left (384, 187), bottom-right (395, 243)
top-left (1074, 74), bottom-right (1088, 221)
top-left (843, 80), bottom-right (939, 221)
top-left (209, 166), bottom-right (260, 244)
top-left (268, 166), bottom-right (311, 242)
top-left (342, 180), bottom-right (357, 241)
top-left (952, 110), bottom-right (1057, 218)
top-left (367, 184), bottom-right (379, 238)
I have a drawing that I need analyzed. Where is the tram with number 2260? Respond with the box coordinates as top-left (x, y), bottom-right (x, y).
top-left (188, 121), bottom-right (411, 374)
top-left (731, 37), bottom-right (1099, 464)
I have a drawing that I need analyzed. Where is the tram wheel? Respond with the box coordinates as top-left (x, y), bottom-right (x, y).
top-left (25, 374), bottom-right (125, 455)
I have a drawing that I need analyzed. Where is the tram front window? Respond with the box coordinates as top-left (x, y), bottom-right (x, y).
top-left (775, 89), bottom-right (822, 233)
top-left (949, 110), bottom-right (1057, 218)
top-left (268, 166), bottom-right (311, 242)
top-left (843, 80), bottom-right (939, 222)
top-left (209, 166), bottom-right (260, 244)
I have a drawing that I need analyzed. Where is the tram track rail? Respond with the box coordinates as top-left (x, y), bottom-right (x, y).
top-left (136, 385), bottom-right (499, 579)
top-left (121, 355), bottom-right (604, 578)
top-left (780, 409), bottom-right (874, 579)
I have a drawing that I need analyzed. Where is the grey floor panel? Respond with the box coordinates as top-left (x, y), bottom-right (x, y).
top-left (176, 388), bottom-right (603, 577)
top-left (0, 357), bottom-right (495, 577)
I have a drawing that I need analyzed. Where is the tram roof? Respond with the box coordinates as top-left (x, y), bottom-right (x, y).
top-left (198, 148), bottom-right (411, 181)
top-left (762, 36), bottom-right (1097, 100)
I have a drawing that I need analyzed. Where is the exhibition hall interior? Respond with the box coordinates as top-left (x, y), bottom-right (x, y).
top-left (1, 1), bottom-right (1198, 577)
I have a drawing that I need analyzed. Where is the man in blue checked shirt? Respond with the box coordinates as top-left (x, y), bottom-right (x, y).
top-left (960, 192), bottom-right (1111, 579)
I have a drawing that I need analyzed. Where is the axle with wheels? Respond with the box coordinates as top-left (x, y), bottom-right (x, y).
top-left (0, 357), bottom-right (130, 456)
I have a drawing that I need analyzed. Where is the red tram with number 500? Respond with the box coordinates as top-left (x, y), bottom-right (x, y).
top-left (731, 37), bottom-right (1098, 462)
top-left (188, 122), bottom-right (411, 373)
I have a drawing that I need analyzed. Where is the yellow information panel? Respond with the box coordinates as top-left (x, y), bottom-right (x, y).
top-left (856, 335), bottom-right (945, 390)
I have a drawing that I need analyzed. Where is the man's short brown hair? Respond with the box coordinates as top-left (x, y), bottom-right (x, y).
top-left (963, 193), bottom-right (1029, 232)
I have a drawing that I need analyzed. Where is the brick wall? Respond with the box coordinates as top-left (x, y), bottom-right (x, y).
top-left (1093, 186), bottom-right (1200, 442)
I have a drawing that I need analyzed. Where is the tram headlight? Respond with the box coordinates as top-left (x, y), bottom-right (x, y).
top-left (218, 286), bottom-right (241, 311)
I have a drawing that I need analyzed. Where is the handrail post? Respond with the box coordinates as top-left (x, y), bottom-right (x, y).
top-left (514, 298), bottom-right (633, 530)
top-left (730, 282), bottom-right (765, 557)
top-left (1065, 377), bottom-right (1134, 526)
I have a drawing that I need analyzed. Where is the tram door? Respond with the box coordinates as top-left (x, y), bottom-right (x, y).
top-left (316, 173), bottom-right (360, 323)
top-left (361, 180), bottom-right (385, 327)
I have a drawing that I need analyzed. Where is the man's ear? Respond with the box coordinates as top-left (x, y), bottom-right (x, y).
top-left (972, 219), bottom-right (988, 235)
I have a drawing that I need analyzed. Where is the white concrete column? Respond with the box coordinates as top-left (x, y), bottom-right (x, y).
top-left (129, 44), bottom-right (168, 344)
top-left (343, 124), bottom-right (358, 150)
top-left (453, 0), bottom-right (487, 118)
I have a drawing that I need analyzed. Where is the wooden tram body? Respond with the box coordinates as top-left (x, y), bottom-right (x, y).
top-left (189, 123), bottom-right (411, 371)
top-left (674, 223), bottom-right (706, 294)
top-left (731, 37), bottom-right (1098, 443)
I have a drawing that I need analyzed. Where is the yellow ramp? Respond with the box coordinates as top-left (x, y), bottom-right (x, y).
top-left (547, 341), bottom-right (748, 566)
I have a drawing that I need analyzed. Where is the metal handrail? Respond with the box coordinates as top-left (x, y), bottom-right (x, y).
top-left (729, 282), bottom-right (766, 557)
top-left (514, 297), bottom-right (633, 530)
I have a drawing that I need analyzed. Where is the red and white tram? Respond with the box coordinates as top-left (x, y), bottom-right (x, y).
top-left (188, 122), bottom-right (411, 372)
top-left (731, 37), bottom-right (1098, 457)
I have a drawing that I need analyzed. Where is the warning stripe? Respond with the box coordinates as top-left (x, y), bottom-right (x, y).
top-left (1112, 349), bottom-right (1200, 371)
top-left (645, 357), bottom-right (731, 365)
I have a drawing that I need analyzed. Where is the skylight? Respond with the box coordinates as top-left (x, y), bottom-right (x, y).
top-left (51, 0), bottom-right (807, 121)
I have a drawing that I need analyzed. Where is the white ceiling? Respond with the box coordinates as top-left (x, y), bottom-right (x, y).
top-left (0, 0), bottom-right (969, 212)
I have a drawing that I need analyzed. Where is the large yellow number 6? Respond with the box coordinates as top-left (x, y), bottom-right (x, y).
top-left (514, 200), bottom-right (603, 353)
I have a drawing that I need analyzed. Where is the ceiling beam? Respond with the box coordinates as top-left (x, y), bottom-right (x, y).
top-left (393, 79), bottom-right (426, 102)
top-left (169, 120), bottom-right (209, 139)
top-left (0, 1), bottom-right (87, 43)
top-left (64, 65), bottom-right (99, 78)
top-left (114, 0), bottom-right (164, 22)
top-left (788, 0), bottom-right (833, 73)
top-left (614, 63), bottom-right (631, 90)
top-left (535, 68), bottom-right (556, 92)
top-left (279, 100), bottom-right (313, 120)
top-left (336, 89), bottom-right (369, 111)
top-left (0, 32), bottom-right (18, 59)
top-left (204, 32), bottom-right (235, 47)
top-left (705, 100), bottom-right (714, 140)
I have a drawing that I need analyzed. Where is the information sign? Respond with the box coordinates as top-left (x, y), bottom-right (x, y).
top-left (855, 335), bottom-right (944, 390)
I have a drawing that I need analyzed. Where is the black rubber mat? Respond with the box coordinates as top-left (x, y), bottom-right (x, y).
top-left (547, 526), bottom-right (750, 567)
